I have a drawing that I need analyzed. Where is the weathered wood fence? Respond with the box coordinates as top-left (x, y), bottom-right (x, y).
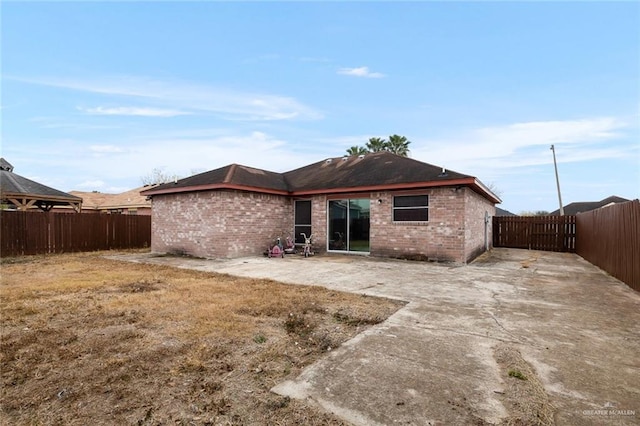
top-left (493, 215), bottom-right (576, 252)
top-left (0, 211), bottom-right (151, 257)
top-left (576, 200), bottom-right (639, 292)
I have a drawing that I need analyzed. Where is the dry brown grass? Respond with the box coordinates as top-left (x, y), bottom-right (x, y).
top-left (494, 344), bottom-right (556, 426)
top-left (1, 251), bottom-right (403, 425)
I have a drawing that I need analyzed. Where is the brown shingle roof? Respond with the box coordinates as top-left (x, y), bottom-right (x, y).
top-left (0, 158), bottom-right (82, 211)
top-left (0, 159), bottom-right (82, 204)
top-left (495, 207), bottom-right (517, 216)
top-left (550, 195), bottom-right (630, 215)
top-left (69, 186), bottom-right (154, 210)
top-left (142, 152), bottom-right (501, 203)
top-left (283, 152), bottom-right (470, 192)
top-left (1, 158), bottom-right (14, 172)
top-left (146, 164), bottom-right (289, 196)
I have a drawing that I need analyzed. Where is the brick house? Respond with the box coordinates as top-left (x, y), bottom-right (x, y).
top-left (141, 152), bottom-right (500, 263)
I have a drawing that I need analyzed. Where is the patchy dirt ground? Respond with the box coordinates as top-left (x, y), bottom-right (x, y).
top-left (0, 252), bottom-right (403, 425)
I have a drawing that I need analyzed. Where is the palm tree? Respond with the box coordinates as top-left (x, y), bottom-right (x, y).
top-left (366, 137), bottom-right (387, 152)
top-left (386, 134), bottom-right (411, 156)
top-left (346, 145), bottom-right (369, 156)
top-left (344, 135), bottom-right (412, 157)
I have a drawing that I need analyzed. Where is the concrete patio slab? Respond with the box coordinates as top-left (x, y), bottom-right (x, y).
top-left (111, 249), bottom-right (640, 425)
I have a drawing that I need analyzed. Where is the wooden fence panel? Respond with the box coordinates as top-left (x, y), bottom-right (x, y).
top-left (0, 211), bottom-right (151, 257)
top-left (576, 200), bottom-right (639, 292)
top-left (493, 215), bottom-right (576, 252)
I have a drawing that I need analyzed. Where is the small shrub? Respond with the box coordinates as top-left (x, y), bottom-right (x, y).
top-left (284, 313), bottom-right (313, 336)
top-left (508, 369), bottom-right (527, 380)
top-left (253, 334), bottom-right (267, 344)
top-left (333, 309), bottom-right (384, 326)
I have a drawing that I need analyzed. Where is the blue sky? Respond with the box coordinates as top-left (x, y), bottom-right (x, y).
top-left (2, 1), bottom-right (638, 214)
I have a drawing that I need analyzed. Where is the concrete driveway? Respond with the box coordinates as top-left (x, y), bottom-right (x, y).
top-left (113, 248), bottom-right (640, 425)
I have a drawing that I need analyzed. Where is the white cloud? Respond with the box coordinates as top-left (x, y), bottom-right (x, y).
top-left (337, 66), bottom-right (385, 78)
top-left (306, 134), bottom-right (383, 152)
top-left (52, 118), bottom-right (631, 193)
top-left (39, 131), bottom-right (309, 188)
top-left (405, 116), bottom-right (637, 214)
top-left (90, 145), bottom-right (125, 153)
top-left (474, 117), bottom-right (624, 150)
top-left (14, 75), bottom-right (323, 121)
top-left (76, 180), bottom-right (105, 189)
top-left (299, 56), bottom-right (331, 63)
top-left (29, 116), bottom-right (119, 130)
top-left (79, 106), bottom-right (191, 117)
top-left (412, 117), bottom-right (631, 174)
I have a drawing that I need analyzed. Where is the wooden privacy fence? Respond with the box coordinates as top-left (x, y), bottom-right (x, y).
top-left (1, 211), bottom-right (151, 257)
top-left (493, 215), bottom-right (576, 252)
top-left (576, 200), bottom-right (639, 292)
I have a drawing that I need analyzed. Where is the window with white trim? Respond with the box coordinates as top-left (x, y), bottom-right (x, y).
top-left (393, 195), bottom-right (429, 222)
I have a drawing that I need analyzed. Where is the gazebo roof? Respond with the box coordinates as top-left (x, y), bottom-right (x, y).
top-left (0, 158), bottom-right (82, 212)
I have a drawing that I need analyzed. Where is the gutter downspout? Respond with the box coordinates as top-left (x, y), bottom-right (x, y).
top-left (484, 210), bottom-right (490, 250)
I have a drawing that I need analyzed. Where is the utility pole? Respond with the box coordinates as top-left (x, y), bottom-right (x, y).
top-left (550, 144), bottom-right (564, 216)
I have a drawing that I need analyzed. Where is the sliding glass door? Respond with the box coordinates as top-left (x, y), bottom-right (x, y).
top-left (328, 198), bottom-right (370, 252)
top-left (348, 199), bottom-right (370, 252)
top-left (328, 200), bottom-right (347, 250)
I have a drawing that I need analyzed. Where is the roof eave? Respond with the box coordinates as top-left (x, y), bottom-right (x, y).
top-left (141, 177), bottom-right (501, 204)
top-left (99, 204), bottom-right (152, 210)
top-left (470, 179), bottom-right (502, 204)
top-left (291, 177), bottom-right (500, 200)
top-left (0, 191), bottom-right (83, 203)
top-left (141, 183), bottom-right (289, 197)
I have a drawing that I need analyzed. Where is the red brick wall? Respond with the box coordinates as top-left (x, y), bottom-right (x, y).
top-left (151, 187), bottom-right (494, 262)
top-left (310, 195), bottom-right (328, 254)
top-left (464, 189), bottom-right (496, 262)
top-left (151, 190), bottom-right (292, 258)
top-left (131, 207), bottom-right (152, 216)
top-left (368, 188), bottom-right (467, 262)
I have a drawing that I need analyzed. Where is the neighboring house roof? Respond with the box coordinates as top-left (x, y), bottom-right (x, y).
top-left (142, 152), bottom-right (501, 204)
top-left (0, 158), bottom-right (82, 212)
top-left (550, 196), bottom-right (630, 215)
top-left (69, 185), bottom-right (155, 211)
top-left (495, 207), bottom-right (516, 216)
top-left (1, 158), bottom-right (14, 172)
